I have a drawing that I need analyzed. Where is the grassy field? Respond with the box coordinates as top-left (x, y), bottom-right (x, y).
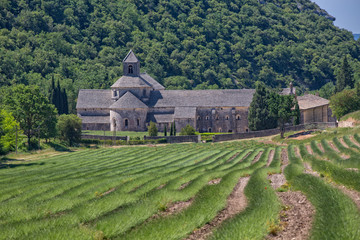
top-left (1, 129), bottom-right (360, 239)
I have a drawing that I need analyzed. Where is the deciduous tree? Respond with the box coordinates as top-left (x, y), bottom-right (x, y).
top-left (57, 114), bottom-right (82, 146)
top-left (4, 85), bottom-right (58, 149)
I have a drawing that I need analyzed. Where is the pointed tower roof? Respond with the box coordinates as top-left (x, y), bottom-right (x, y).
top-left (123, 49), bottom-right (139, 63)
top-left (109, 91), bottom-right (148, 109)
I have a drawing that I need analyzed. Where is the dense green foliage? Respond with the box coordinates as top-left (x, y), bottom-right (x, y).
top-left (1, 0), bottom-right (360, 113)
top-left (3, 84), bottom-right (57, 148)
top-left (179, 124), bottom-right (196, 136)
top-left (0, 110), bottom-right (20, 154)
top-left (49, 78), bottom-right (69, 115)
top-left (148, 121), bottom-right (158, 136)
top-left (248, 81), bottom-right (277, 131)
top-left (248, 81), bottom-right (297, 134)
top-left (57, 114), bottom-right (82, 146)
top-left (330, 88), bottom-right (360, 119)
top-left (335, 56), bottom-right (354, 92)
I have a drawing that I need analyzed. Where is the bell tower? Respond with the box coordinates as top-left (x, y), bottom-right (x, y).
top-left (123, 49), bottom-right (140, 76)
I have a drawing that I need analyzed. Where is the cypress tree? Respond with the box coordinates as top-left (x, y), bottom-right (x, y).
top-left (164, 125), bottom-right (167, 136)
top-left (336, 56), bottom-right (354, 92)
top-left (248, 82), bottom-right (269, 131)
top-left (293, 102), bottom-right (301, 125)
top-left (173, 122), bottom-right (176, 136)
top-left (56, 80), bottom-right (63, 114)
top-left (170, 122), bottom-right (173, 136)
top-left (62, 89), bottom-right (69, 114)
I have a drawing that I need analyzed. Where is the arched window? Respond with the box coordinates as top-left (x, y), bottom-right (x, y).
top-left (137, 118), bottom-right (140, 126)
top-left (219, 128), bottom-right (222, 132)
top-left (124, 119), bottom-right (128, 128)
top-left (128, 65), bottom-right (133, 74)
top-left (225, 115), bottom-right (229, 120)
top-left (206, 116), bottom-right (209, 120)
top-left (236, 115), bottom-right (241, 120)
top-left (113, 91), bottom-right (117, 97)
top-left (197, 116), bottom-right (201, 120)
top-left (208, 127), bottom-right (212, 132)
top-left (216, 115), bottom-right (219, 120)
top-left (245, 128), bottom-right (249, 133)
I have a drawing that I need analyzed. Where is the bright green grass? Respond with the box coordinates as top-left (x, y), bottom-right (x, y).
top-left (82, 130), bottom-right (148, 138)
top-left (341, 110), bottom-right (360, 122)
top-left (2, 136), bottom-right (360, 240)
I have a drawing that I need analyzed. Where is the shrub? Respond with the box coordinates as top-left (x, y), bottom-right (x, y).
top-left (148, 121), bottom-right (158, 136)
top-left (57, 114), bottom-right (82, 146)
top-left (180, 124), bottom-right (196, 135)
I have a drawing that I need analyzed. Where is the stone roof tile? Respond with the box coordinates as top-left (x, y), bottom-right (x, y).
top-left (109, 91), bottom-right (148, 109)
top-left (123, 50), bottom-right (139, 63)
top-left (148, 89), bottom-right (256, 108)
top-left (76, 90), bottom-right (113, 109)
top-left (297, 94), bottom-right (329, 110)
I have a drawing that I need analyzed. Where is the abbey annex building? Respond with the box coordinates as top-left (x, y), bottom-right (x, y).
top-left (76, 50), bottom-right (335, 133)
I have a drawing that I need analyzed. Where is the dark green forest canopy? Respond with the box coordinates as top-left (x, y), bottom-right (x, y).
top-left (1, 0), bottom-right (360, 112)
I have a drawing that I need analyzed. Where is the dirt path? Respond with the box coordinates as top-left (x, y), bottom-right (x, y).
top-left (267, 149), bottom-right (315, 240)
top-left (317, 143), bottom-right (325, 153)
top-left (349, 136), bottom-right (360, 148)
top-left (185, 177), bottom-right (250, 240)
top-left (266, 191), bottom-right (315, 240)
top-left (251, 151), bottom-right (264, 164)
top-left (268, 149), bottom-right (289, 190)
top-left (334, 184), bottom-right (360, 210)
top-left (303, 162), bottom-right (320, 177)
top-left (266, 150), bottom-right (275, 167)
top-left (294, 146), bottom-right (301, 158)
top-left (306, 145), bottom-right (313, 155)
top-left (339, 137), bottom-right (349, 148)
top-left (151, 198), bottom-right (194, 220)
top-left (329, 142), bottom-right (340, 152)
top-left (226, 152), bottom-right (241, 163)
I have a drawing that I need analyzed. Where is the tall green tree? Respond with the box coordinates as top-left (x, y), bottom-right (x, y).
top-left (336, 56), bottom-right (354, 92)
top-left (248, 82), bottom-right (277, 131)
top-left (330, 89), bottom-right (360, 119)
top-left (293, 102), bottom-right (301, 125)
top-left (148, 121), bottom-right (158, 137)
top-left (0, 110), bottom-right (20, 154)
top-left (164, 125), bottom-right (167, 136)
top-left (4, 85), bottom-right (58, 148)
top-left (57, 114), bottom-right (82, 146)
top-left (277, 95), bottom-right (297, 138)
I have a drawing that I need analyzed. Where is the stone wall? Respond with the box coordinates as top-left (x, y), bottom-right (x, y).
top-left (82, 123), bottom-right (110, 131)
top-left (195, 107), bottom-right (249, 133)
top-left (144, 135), bottom-right (201, 143)
top-left (338, 121), bottom-right (355, 128)
top-left (81, 134), bottom-right (128, 141)
top-left (110, 109), bottom-right (148, 131)
top-left (213, 122), bottom-right (337, 142)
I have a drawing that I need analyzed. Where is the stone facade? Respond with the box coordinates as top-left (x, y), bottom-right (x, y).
top-left (76, 50), bottom-right (335, 133)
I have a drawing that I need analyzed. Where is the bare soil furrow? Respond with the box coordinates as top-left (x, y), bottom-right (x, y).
top-left (252, 151), bottom-right (264, 164)
top-left (339, 137), bottom-right (349, 148)
top-left (329, 142), bottom-right (340, 153)
top-left (185, 177), bottom-right (250, 240)
top-left (267, 150), bottom-right (275, 167)
top-left (266, 191), bottom-right (315, 240)
top-left (349, 136), bottom-right (360, 148)
top-left (306, 145), bottom-right (313, 155)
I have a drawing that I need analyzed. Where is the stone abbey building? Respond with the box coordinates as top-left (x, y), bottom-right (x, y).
top-left (76, 50), bottom-right (334, 133)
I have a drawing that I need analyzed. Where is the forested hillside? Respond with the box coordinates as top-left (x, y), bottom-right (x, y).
top-left (1, 0), bottom-right (359, 112)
